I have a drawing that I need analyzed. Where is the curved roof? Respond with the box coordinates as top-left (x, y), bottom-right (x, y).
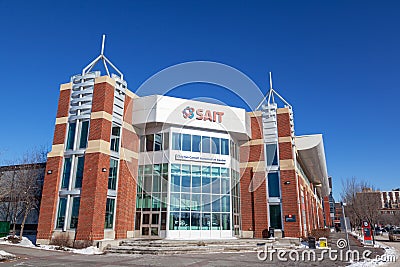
top-left (295, 134), bottom-right (330, 197)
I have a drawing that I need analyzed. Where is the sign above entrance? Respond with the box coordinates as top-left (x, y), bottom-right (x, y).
top-left (182, 106), bottom-right (224, 123)
top-left (175, 154), bottom-right (227, 164)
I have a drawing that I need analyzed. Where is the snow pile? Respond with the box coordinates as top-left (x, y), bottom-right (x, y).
top-left (1, 236), bottom-right (103, 255)
top-left (348, 243), bottom-right (399, 267)
top-left (0, 250), bottom-right (16, 261)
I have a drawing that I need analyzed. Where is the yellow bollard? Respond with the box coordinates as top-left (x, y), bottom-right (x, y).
top-left (319, 237), bottom-right (327, 248)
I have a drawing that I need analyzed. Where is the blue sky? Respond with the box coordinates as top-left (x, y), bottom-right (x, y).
top-left (1, 1), bottom-right (399, 200)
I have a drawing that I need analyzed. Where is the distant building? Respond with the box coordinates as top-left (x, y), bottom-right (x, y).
top-left (0, 163), bottom-right (46, 234)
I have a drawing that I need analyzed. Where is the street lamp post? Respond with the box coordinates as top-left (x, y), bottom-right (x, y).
top-left (341, 202), bottom-right (351, 250)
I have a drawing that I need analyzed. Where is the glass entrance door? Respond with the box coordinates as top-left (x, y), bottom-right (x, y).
top-left (140, 212), bottom-right (160, 237)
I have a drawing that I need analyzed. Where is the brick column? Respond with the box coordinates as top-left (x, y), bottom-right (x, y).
top-left (277, 108), bottom-right (301, 237)
top-left (75, 81), bottom-right (114, 241)
top-left (323, 196), bottom-right (331, 227)
top-left (37, 84), bottom-right (71, 244)
top-left (239, 113), bottom-right (268, 238)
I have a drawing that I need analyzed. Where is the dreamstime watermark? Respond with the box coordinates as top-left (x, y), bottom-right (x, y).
top-left (257, 239), bottom-right (397, 263)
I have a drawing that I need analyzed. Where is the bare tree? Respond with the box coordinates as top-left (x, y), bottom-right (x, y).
top-left (340, 177), bottom-right (381, 244)
top-left (0, 146), bottom-right (47, 238)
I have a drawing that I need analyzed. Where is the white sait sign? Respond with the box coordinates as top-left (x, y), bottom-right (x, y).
top-left (175, 154), bottom-right (226, 164)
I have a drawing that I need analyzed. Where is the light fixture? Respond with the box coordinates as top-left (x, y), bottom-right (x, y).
top-left (284, 181), bottom-right (291, 185)
top-left (102, 168), bottom-right (107, 172)
top-left (47, 170), bottom-right (53, 175)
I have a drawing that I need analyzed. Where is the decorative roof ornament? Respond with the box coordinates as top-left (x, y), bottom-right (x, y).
top-left (82, 35), bottom-right (124, 80)
top-left (255, 72), bottom-right (291, 110)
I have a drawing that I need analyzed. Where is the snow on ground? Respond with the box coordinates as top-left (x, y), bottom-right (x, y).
top-left (348, 241), bottom-right (399, 266)
top-left (0, 236), bottom-right (103, 255)
top-left (0, 249), bottom-right (16, 261)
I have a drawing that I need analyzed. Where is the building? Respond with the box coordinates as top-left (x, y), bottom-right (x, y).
top-left (0, 163), bottom-right (46, 234)
top-left (36, 41), bottom-right (330, 245)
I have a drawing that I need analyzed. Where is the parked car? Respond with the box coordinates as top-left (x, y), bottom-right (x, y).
top-left (389, 229), bottom-right (400, 241)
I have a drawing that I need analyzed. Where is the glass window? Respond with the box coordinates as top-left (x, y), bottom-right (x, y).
top-left (266, 143), bottom-right (278, 166)
top-left (192, 135), bottom-right (201, 152)
top-left (268, 172), bottom-right (280, 197)
top-left (220, 167), bottom-right (229, 177)
top-left (169, 212), bottom-right (180, 230)
top-left (212, 167), bottom-right (220, 177)
top-left (212, 178), bottom-right (220, 194)
top-left (143, 175), bottom-right (152, 193)
top-left (154, 133), bottom-right (162, 151)
top-left (70, 197), bottom-right (80, 229)
top-left (221, 195), bottom-right (230, 212)
top-left (181, 164), bottom-right (191, 175)
top-left (170, 193), bottom-right (180, 211)
top-left (180, 212), bottom-right (190, 230)
top-left (211, 137), bottom-right (220, 154)
top-left (163, 132), bottom-right (169, 150)
top-left (172, 133), bottom-right (181, 150)
top-left (79, 121), bottom-right (89, 149)
top-left (105, 198), bottom-right (115, 229)
top-left (66, 123), bottom-right (76, 150)
top-left (110, 125), bottom-right (121, 152)
top-left (202, 213), bottom-right (211, 230)
top-left (221, 178), bottom-right (230, 194)
top-left (140, 136), bottom-right (145, 152)
top-left (152, 174), bottom-right (161, 192)
top-left (201, 136), bottom-right (210, 153)
top-left (61, 158), bottom-right (72, 189)
top-left (192, 177), bottom-right (201, 194)
top-left (202, 176), bottom-right (211, 194)
top-left (191, 194), bottom-right (201, 211)
top-left (108, 159), bottom-right (118, 190)
top-left (211, 213), bottom-right (221, 229)
top-left (212, 195), bottom-right (221, 212)
top-left (269, 204), bottom-right (282, 229)
top-left (145, 134), bottom-right (154, 152)
top-left (182, 134), bottom-right (191, 151)
top-left (221, 213), bottom-right (230, 230)
top-left (181, 193), bottom-right (191, 211)
top-left (56, 197), bottom-right (67, 229)
top-left (152, 193), bottom-right (161, 210)
top-left (202, 194), bottom-right (211, 212)
top-left (191, 212), bottom-right (201, 230)
top-left (74, 156), bottom-right (85, 188)
top-left (181, 175), bottom-right (191, 193)
top-left (171, 175), bottom-right (180, 192)
top-left (221, 138), bottom-right (229, 155)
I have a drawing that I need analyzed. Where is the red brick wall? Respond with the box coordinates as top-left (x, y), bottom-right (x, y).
top-left (239, 113), bottom-right (268, 238)
top-left (240, 167), bottom-right (254, 232)
top-left (37, 156), bottom-right (63, 240)
top-left (323, 196), bottom-right (331, 227)
top-left (92, 82), bottom-right (114, 114)
top-left (88, 118), bottom-right (112, 142)
top-left (76, 152), bottom-right (110, 240)
top-left (56, 89), bottom-right (71, 118)
top-left (53, 124), bottom-right (67, 145)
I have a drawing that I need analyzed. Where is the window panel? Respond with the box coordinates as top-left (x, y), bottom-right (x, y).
top-left (268, 172), bottom-right (280, 197)
top-left (192, 135), bottom-right (201, 152)
top-left (104, 198), bottom-right (115, 229)
top-left (212, 178), bottom-right (220, 194)
top-left (269, 204), bottom-right (282, 229)
top-left (180, 193), bottom-right (191, 211)
top-left (201, 136), bottom-right (211, 153)
top-left (170, 193), bottom-right (180, 211)
top-left (56, 198), bottom-right (67, 229)
top-left (211, 213), bottom-right (221, 229)
top-left (211, 137), bottom-right (220, 154)
top-left (182, 134), bottom-right (191, 151)
top-left (212, 195), bottom-right (221, 212)
top-left (79, 121), bottom-right (89, 149)
top-left (191, 212), bottom-right (201, 230)
top-left (108, 158), bottom-right (118, 190)
top-left (163, 132), bottom-right (169, 150)
top-left (66, 123), bottom-right (76, 150)
top-left (221, 195), bottom-right (230, 212)
top-left (145, 134), bottom-right (154, 152)
top-left (154, 133), bottom-right (162, 151)
top-left (172, 133), bottom-right (181, 150)
top-left (70, 197), bottom-right (80, 229)
top-left (74, 156), bottom-right (85, 188)
top-left (266, 143), bottom-right (278, 166)
top-left (61, 158), bottom-right (72, 189)
top-left (221, 138), bottom-right (229, 155)
top-left (169, 212), bottom-right (180, 230)
top-left (202, 213), bottom-right (211, 230)
top-left (180, 212), bottom-right (190, 230)
top-left (221, 213), bottom-right (230, 230)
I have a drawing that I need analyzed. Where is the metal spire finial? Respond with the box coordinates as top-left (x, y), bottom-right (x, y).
top-left (101, 34), bottom-right (106, 55)
top-left (269, 71), bottom-right (273, 90)
top-left (81, 34), bottom-right (124, 80)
